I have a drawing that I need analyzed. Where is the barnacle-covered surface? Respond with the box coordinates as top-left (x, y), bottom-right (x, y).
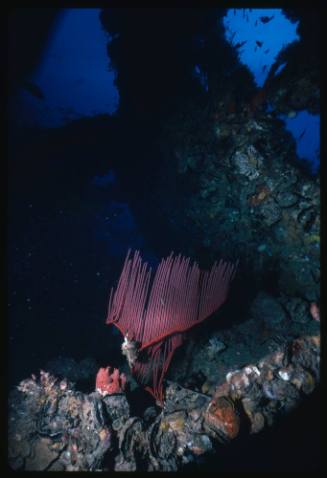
top-left (158, 104), bottom-right (319, 302)
top-left (8, 371), bottom-right (112, 471)
top-left (8, 333), bottom-right (319, 471)
top-left (169, 289), bottom-right (320, 399)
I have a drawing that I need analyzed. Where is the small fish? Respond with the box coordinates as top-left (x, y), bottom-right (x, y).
top-left (262, 65), bottom-right (267, 72)
top-left (298, 129), bottom-right (306, 140)
top-left (260, 15), bottom-right (274, 24)
top-left (255, 20), bottom-right (258, 26)
top-left (256, 40), bottom-right (263, 48)
top-left (264, 49), bottom-right (270, 54)
top-left (235, 40), bottom-right (247, 49)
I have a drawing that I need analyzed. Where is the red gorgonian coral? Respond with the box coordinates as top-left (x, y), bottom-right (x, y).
top-left (106, 249), bottom-right (237, 404)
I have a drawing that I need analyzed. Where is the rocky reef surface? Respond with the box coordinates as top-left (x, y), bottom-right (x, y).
top-left (8, 330), bottom-right (319, 472)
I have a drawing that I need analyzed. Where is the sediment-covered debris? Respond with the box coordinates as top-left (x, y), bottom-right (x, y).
top-left (8, 333), bottom-right (319, 471)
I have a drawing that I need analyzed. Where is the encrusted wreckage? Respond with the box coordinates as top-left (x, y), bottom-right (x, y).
top-left (8, 333), bottom-right (319, 471)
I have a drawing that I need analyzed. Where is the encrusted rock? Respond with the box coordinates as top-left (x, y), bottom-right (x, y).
top-left (8, 372), bottom-right (112, 471)
top-left (275, 190), bottom-right (298, 208)
top-left (291, 370), bottom-right (316, 395)
top-left (284, 297), bottom-right (310, 324)
top-left (207, 337), bottom-right (226, 360)
top-left (8, 332), bottom-right (320, 472)
top-left (259, 198), bottom-right (282, 226)
top-left (204, 397), bottom-right (240, 443)
top-left (251, 292), bottom-right (287, 327)
top-left (290, 336), bottom-right (320, 379)
top-left (187, 434), bottom-right (213, 456)
top-left (232, 145), bottom-right (263, 180)
top-left (114, 417), bottom-right (144, 472)
top-left (102, 393), bottom-right (130, 424)
top-left (161, 411), bottom-right (187, 433)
